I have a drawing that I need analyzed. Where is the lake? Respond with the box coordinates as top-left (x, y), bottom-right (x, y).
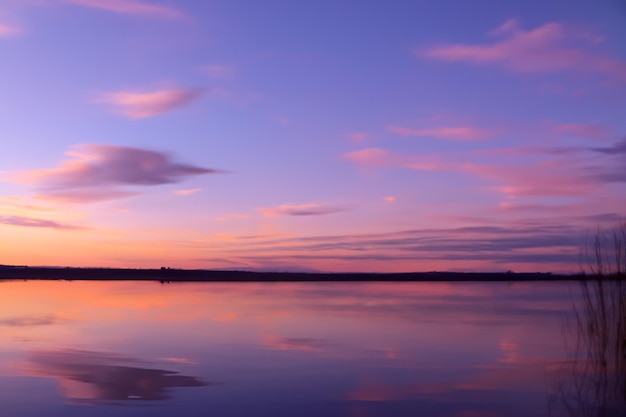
top-left (0, 279), bottom-right (623, 416)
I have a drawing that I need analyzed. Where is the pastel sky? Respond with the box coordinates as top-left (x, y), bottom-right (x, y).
top-left (1, 0), bottom-right (625, 272)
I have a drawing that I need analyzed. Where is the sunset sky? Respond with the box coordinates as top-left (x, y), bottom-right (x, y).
top-left (1, 0), bottom-right (625, 272)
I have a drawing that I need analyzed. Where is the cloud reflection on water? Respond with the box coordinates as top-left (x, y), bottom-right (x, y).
top-left (24, 349), bottom-right (209, 403)
top-left (0, 315), bottom-right (59, 327)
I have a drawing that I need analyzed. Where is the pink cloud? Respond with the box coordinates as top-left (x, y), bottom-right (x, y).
top-left (388, 125), bottom-right (492, 141)
top-left (553, 123), bottom-right (612, 141)
top-left (65, 0), bottom-right (184, 19)
top-left (94, 87), bottom-right (205, 119)
top-left (215, 213), bottom-right (251, 222)
top-left (464, 160), bottom-right (593, 198)
top-left (259, 203), bottom-right (345, 217)
top-left (159, 357), bottom-right (197, 365)
top-left (343, 148), bottom-right (450, 171)
top-left (474, 145), bottom-right (546, 158)
top-left (345, 147), bottom-right (596, 199)
top-left (0, 196), bottom-right (56, 212)
top-left (15, 144), bottom-right (218, 203)
top-left (343, 148), bottom-right (394, 168)
top-left (173, 188), bottom-right (201, 196)
top-left (0, 23), bottom-right (21, 37)
top-left (421, 20), bottom-right (626, 80)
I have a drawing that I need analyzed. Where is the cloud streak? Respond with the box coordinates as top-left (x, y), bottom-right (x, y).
top-left (421, 19), bottom-right (626, 80)
top-left (344, 138), bottom-right (626, 198)
top-left (554, 124), bottom-right (612, 141)
top-left (590, 138), bottom-right (626, 182)
top-left (465, 160), bottom-right (594, 198)
top-left (18, 144), bottom-right (218, 203)
top-left (0, 315), bottom-right (58, 327)
top-left (173, 188), bottom-right (201, 196)
top-left (94, 87), bottom-right (206, 119)
top-left (0, 214), bottom-right (84, 230)
top-left (65, 0), bottom-right (184, 19)
top-left (259, 203), bottom-right (346, 217)
top-left (592, 138), bottom-right (626, 155)
top-left (205, 220), bottom-right (614, 272)
top-left (216, 213), bottom-right (251, 222)
top-left (388, 125), bottom-right (492, 141)
top-left (343, 148), bottom-right (451, 171)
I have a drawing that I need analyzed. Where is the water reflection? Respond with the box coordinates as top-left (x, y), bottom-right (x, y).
top-left (551, 280), bottom-right (626, 417)
top-left (25, 349), bottom-right (208, 403)
top-left (0, 280), bottom-right (596, 416)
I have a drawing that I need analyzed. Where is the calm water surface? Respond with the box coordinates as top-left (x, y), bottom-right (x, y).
top-left (0, 280), bottom-right (623, 416)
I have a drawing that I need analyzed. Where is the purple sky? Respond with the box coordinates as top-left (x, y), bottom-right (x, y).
top-left (1, 0), bottom-right (625, 272)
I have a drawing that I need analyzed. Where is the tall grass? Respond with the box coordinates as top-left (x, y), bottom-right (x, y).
top-left (550, 224), bottom-right (626, 416)
top-left (581, 224), bottom-right (626, 277)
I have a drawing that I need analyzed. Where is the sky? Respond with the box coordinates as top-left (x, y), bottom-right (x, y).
top-left (0, 0), bottom-right (625, 273)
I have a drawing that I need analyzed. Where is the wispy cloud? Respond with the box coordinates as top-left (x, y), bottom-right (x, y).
top-left (173, 188), bottom-right (201, 196)
top-left (344, 138), bottom-right (623, 198)
top-left (15, 144), bottom-right (218, 203)
top-left (259, 203), bottom-right (346, 217)
top-left (343, 148), bottom-right (450, 171)
top-left (388, 125), bottom-right (492, 141)
top-left (420, 19), bottom-right (626, 80)
top-left (159, 357), bottom-right (197, 365)
top-left (0, 23), bottom-right (21, 37)
top-left (215, 213), bottom-right (251, 222)
top-left (65, 0), bottom-right (184, 19)
top-left (216, 213), bottom-right (251, 222)
top-left (343, 148), bottom-right (392, 168)
top-left (0, 315), bottom-right (59, 327)
top-left (94, 87), bottom-right (206, 119)
top-left (554, 123), bottom-right (612, 141)
top-left (465, 160), bottom-right (594, 198)
top-left (0, 196), bottom-right (56, 212)
top-left (0, 214), bottom-right (84, 230)
top-left (590, 138), bottom-right (626, 183)
top-left (591, 137), bottom-right (626, 155)
top-left (203, 221), bottom-right (612, 272)
top-left (474, 135), bottom-right (626, 191)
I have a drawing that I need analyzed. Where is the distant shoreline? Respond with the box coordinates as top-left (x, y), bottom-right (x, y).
top-left (0, 265), bottom-right (594, 282)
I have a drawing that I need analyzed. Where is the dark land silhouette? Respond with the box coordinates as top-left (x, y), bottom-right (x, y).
top-left (0, 264), bottom-right (593, 282)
